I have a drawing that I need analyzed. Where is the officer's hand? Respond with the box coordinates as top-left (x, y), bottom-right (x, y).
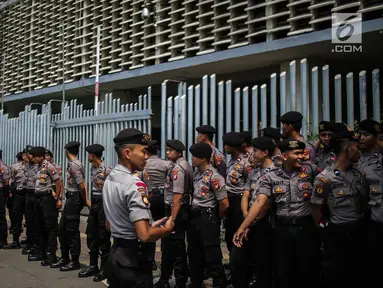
top-left (164, 216), bottom-right (174, 234)
top-left (243, 211), bottom-right (248, 218)
top-left (56, 199), bottom-right (62, 209)
top-left (152, 217), bottom-right (168, 227)
top-left (86, 200), bottom-right (91, 208)
top-left (52, 191), bottom-right (56, 198)
top-left (233, 227), bottom-right (249, 247)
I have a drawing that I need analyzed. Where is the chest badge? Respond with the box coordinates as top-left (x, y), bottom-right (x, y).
top-left (212, 178), bottom-right (220, 190)
top-left (203, 175), bottom-right (210, 181)
top-left (301, 183), bottom-right (309, 189)
top-left (97, 180), bottom-right (103, 189)
top-left (299, 173), bottom-right (308, 178)
top-left (274, 187), bottom-right (283, 193)
top-left (303, 192), bottom-right (310, 199)
top-left (371, 187), bottom-right (377, 193)
top-left (173, 170), bottom-right (178, 180)
top-left (235, 164), bottom-right (241, 170)
top-left (337, 190), bottom-right (345, 196)
top-left (316, 187), bottom-right (324, 194)
top-left (141, 193), bottom-right (149, 206)
top-left (99, 172), bottom-right (104, 177)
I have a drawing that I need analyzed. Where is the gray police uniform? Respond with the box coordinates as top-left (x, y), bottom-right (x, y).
top-left (103, 164), bottom-right (155, 287)
top-left (314, 148), bottom-right (336, 171)
top-left (188, 166), bottom-right (227, 288)
top-left (24, 163), bottom-right (38, 247)
top-left (145, 155), bottom-right (171, 220)
top-left (0, 161), bottom-right (10, 243)
top-left (9, 161), bottom-right (25, 241)
top-left (311, 164), bottom-right (367, 288)
top-left (134, 170), bottom-right (152, 195)
top-left (225, 154), bottom-right (251, 252)
top-left (210, 146), bottom-right (227, 178)
top-left (259, 164), bottom-right (319, 288)
top-left (34, 160), bottom-right (60, 257)
top-left (85, 163), bottom-right (112, 272)
top-left (296, 136), bottom-right (315, 163)
top-left (272, 152), bottom-right (283, 168)
top-left (58, 158), bottom-right (85, 261)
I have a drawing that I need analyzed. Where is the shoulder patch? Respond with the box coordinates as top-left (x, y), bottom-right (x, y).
top-left (136, 181), bottom-right (147, 190)
top-left (246, 165), bottom-right (252, 174)
top-left (141, 193), bottom-right (149, 205)
top-left (172, 169), bottom-right (178, 180)
top-left (144, 171), bottom-right (150, 181)
top-left (212, 178), bottom-right (220, 190)
top-left (317, 177), bottom-right (328, 184)
top-left (216, 154), bottom-right (223, 165)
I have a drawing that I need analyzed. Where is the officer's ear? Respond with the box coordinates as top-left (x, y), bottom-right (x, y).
top-left (281, 152), bottom-right (288, 161)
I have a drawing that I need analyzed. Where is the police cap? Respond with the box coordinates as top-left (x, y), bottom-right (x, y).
top-left (45, 149), bottom-right (53, 157)
top-left (261, 127), bottom-right (281, 141)
top-left (147, 140), bottom-right (158, 148)
top-left (222, 132), bottom-right (246, 147)
top-left (189, 142), bottom-right (212, 160)
top-left (240, 130), bottom-right (252, 142)
top-left (64, 141), bottom-right (80, 149)
top-left (196, 125), bottom-right (216, 134)
top-left (280, 111), bottom-right (303, 124)
top-left (30, 146), bottom-right (46, 157)
top-left (24, 145), bottom-right (33, 154)
top-left (85, 144), bottom-right (105, 154)
top-left (113, 128), bottom-right (151, 145)
top-left (318, 121), bottom-right (334, 133)
top-left (332, 122), bottom-right (348, 132)
top-left (16, 152), bottom-right (23, 159)
top-left (278, 139), bottom-right (306, 153)
top-left (252, 137), bottom-right (277, 152)
top-left (166, 139), bottom-right (186, 151)
top-left (333, 130), bottom-right (360, 142)
top-left (358, 119), bottom-right (381, 136)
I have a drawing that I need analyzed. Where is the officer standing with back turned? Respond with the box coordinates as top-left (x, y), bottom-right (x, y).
top-left (78, 144), bottom-right (112, 282)
top-left (103, 128), bottom-right (174, 288)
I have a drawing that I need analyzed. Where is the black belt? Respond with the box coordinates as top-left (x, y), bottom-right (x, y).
top-left (275, 215), bottom-right (313, 226)
top-left (228, 192), bottom-right (243, 198)
top-left (91, 195), bottom-right (103, 203)
top-left (25, 189), bottom-right (35, 194)
top-left (190, 206), bottom-right (217, 216)
top-left (15, 189), bottom-right (26, 195)
top-left (66, 191), bottom-right (79, 197)
top-left (114, 237), bottom-right (140, 248)
top-left (152, 187), bottom-right (164, 195)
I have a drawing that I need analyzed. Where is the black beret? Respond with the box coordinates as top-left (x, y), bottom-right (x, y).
top-left (280, 111), bottom-right (303, 124)
top-left (261, 127), bottom-right (281, 141)
top-left (332, 122), bottom-right (348, 133)
top-left (113, 128), bottom-right (151, 145)
top-left (333, 130), bottom-right (360, 142)
top-left (147, 140), bottom-right (158, 148)
top-left (278, 139), bottom-right (306, 153)
top-left (196, 125), bottom-right (216, 134)
top-left (318, 121), bottom-right (334, 133)
top-left (30, 146), bottom-right (46, 157)
top-left (85, 144), bottom-right (105, 154)
top-left (0, 149), bottom-right (2, 154)
top-left (252, 137), bottom-right (277, 151)
top-left (358, 119), bottom-right (381, 136)
top-left (222, 132), bottom-right (246, 147)
top-left (16, 152), bottom-right (23, 159)
top-left (189, 142), bottom-right (213, 160)
top-left (24, 145), bottom-right (33, 153)
top-left (240, 130), bottom-right (252, 142)
top-left (45, 149), bottom-right (53, 157)
top-left (65, 141), bottom-right (80, 149)
top-left (166, 139), bottom-right (186, 151)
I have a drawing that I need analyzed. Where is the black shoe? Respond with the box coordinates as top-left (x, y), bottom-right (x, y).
top-left (28, 253), bottom-right (46, 262)
top-left (41, 253), bottom-right (58, 266)
top-left (3, 241), bottom-right (21, 249)
top-left (50, 258), bottom-right (70, 269)
top-left (20, 239), bottom-right (28, 246)
top-left (248, 275), bottom-right (257, 287)
top-left (78, 265), bottom-right (99, 278)
top-left (22, 246), bottom-right (33, 255)
top-left (93, 270), bottom-right (107, 282)
top-left (0, 242), bottom-right (8, 249)
top-left (152, 261), bottom-right (158, 271)
top-left (154, 279), bottom-right (170, 288)
top-left (60, 261), bottom-right (81, 272)
top-left (223, 262), bottom-right (230, 270)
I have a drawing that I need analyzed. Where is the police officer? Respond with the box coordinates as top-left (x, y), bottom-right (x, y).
top-left (234, 139), bottom-right (320, 288)
top-left (155, 139), bottom-right (193, 288)
top-left (6, 152), bottom-right (25, 249)
top-left (196, 125), bottom-right (227, 178)
top-left (313, 121), bottom-right (336, 171)
top-left (261, 127), bottom-right (282, 167)
top-left (357, 119), bottom-right (382, 172)
top-left (188, 142), bottom-right (229, 288)
top-left (52, 141), bottom-right (88, 271)
top-left (30, 146), bottom-right (63, 266)
top-left (103, 128), bottom-right (174, 288)
top-left (232, 137), bottom-right (276, 288)
top-left (280, 111), bottom-right (315, 162)
top-left (78, 144), bottom-right (111, 282)
top-left (311, 130), bottom-right (367, 288)
top-left (45, 149), bottom-right (62, 178)
top-left (241, 130), bottom-right (253, 159)
top-left (222, 132), bottom-right (251, 254)
top-left (23, 145), bottom-right (39, 257)
top-left (0, 149), bottom-right (10, 248)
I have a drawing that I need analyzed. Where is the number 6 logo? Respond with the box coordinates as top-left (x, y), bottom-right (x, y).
top-left (336, 15), bottom-right (357, 42)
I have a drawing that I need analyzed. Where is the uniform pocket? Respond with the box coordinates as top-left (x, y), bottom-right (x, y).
top-left (333, 189), bottom-right (351, 208)
top-left (368, 185), bottom-right (382, 206)
top-left (298, 182), bottom-right (312, 201)
top-left (229, 170), bottom-right (240, 185)
top-left (273, 184), bottom-right (288, 203)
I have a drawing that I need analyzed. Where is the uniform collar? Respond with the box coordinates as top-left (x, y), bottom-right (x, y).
top-left (149, 155), bottom-right (160, 160)
top-left (176, 156), bottom-right (185, 165)
top-left (115, 164), bottom-right (134, 175)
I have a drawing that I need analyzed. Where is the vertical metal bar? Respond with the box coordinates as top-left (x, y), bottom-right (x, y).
top-left (218, 81), bottom-right (224, 154)
top-left (270, 73), bottom-right (277, 128)
top-left (148, 86), bottom-right (152, 134)
top-left (242, 87), bottom-right (249, 131)
top-left (252, 86), bottom-right (258, 138)
top-left (280, 72), bottom-right (286, 118)
top-left (225, 81), bottom-right (232, 133)
top-left (202, 75), bottom-right (208, 125)
top-left (167, 97), bottom-right (173, 141)
top-left (161, 82), bottom-right (166, 159)
top-left (300, 59), bottom-right (308, 138)
top-left (311, 67), bottom-right (319, 135)
top-left (372, 69), bottom-right (380, 122)
top-left (335, 74), bottom-right (342, 122)
top-left (289, 60), bottom-right (296, 111)
top-left (359, 70), bottom-right (367, 121)
top-left (261, 84), bottom-right (267, 129)
top-left (195, 85), bottom-right (201, 139)
top-left (234, 88), bottom-right (240, 132)
top-left (174, 96), bottom-right (179, 139)
top-left (210, 74), bottom-right (216, 128)
top-left (181, 95), bottom-right (186, 146)
top-left (138, 95), bottom-right (142, 131)
top-left (346, 72), bottom-right (354, 129)
top-left (322, 65), bottom-right (330, 121)
top-left (187, 86), bottom-right (194, 163)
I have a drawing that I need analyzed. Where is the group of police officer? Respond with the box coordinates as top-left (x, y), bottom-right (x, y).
top-left (1, 109), bottom-right (383, 288)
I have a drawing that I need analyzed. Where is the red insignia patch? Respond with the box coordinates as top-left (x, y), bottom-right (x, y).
top-left (303, 192), bottom-right (310, 199)
top-left (136, 182), bottom-right (147, 190)
top-left (303, 149), bottom-right (310, 161)
top-left (246, 166), bottom-right (252, 174)
top-left (216, 155), bottom-right (222, 165)
top-left (72, 170), bottom-right (76, 175)
top-left (212, 178), bottom-right (220, 190)
top-left (173, 169), bottom-right (178, 180)
top-left (318, 167), bottom-right (323, 173)
top-left (302, 183), bottom-right (309, 189)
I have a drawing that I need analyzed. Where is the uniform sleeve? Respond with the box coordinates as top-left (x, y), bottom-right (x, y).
top-left (70, 162), bottom-right (84, 184)
top-left (141, 170), bottom-right (152, 193)
top-left (47, 163), bottom-right (60, 181)
top-left (172, 166), bottom-right (185, 194)
top-left (215, 152), bottom-right (227, 179)
top-left (126, 180), bottom-right (152, 223)
top-left (244, 173), bottom-right (251, 191)
top-left (258, 174), bottom-right (272, 197)
top-left (105, 166), bottom-right (112, 177)
top-left (311, 174), bottom-right (330, 205)
top-left (211, 174), bottom-right (227, 201)
top-left (2, 166), bottom-right (10, 181)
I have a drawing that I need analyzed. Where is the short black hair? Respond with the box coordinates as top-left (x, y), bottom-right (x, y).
top-left (66, 146), bottom-right (79, 156)
top-left (332, 139), bottom-right (351, 155)
top-left (93, 152), bottom-right (103, 159)
top-left (147, 144), bottom-right (158, 156)
top-left (291, 122), bottom-right (302, 132)
top-left (205, 133), bottom-right (214, 142)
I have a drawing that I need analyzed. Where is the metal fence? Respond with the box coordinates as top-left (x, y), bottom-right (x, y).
top-left (0, 88), bottom-right (153, 192)
top-left (161, 58), bottom-right (381, 162)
